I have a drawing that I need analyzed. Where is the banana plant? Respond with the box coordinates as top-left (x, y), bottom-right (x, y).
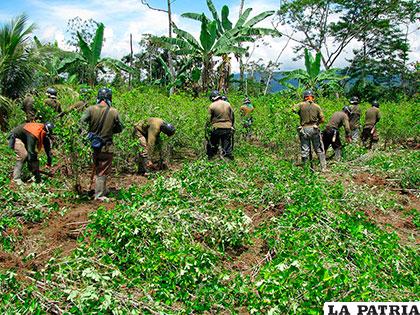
top-left (155, 56), bottom-right (201, 95)
top-left (58, 23), bottom-right (134, 86)
top-left (279, 48), bottom-right (348, 93)
top-left (155, 15), bottom-right (249, 90)
top-left (179, 1), bottom-right (279, 91)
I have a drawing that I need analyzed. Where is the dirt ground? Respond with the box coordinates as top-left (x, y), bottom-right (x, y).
top-left (225, 203), bottom-right (285, 279)
top-left (0, 172), bottom-right (149, 274)
top-left (335, 171), bottom-right (419, 246)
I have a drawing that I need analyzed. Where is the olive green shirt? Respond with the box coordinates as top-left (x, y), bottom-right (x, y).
top-left (45, 98), bottom-right (62, 113)
top-left (134, 118), bottom-right (164, 162)
top-left (349, 104), bottom-right (361, 129)
top-left (209, 100), bottom-right (234, 129)
top-left (293, 101), bottom-right (325, 127)
top-left (364, 107), bottom-right (381, 128)
top-left (23, 95), bottom-right (35, 121)
top-left (80, 101), bottom-right (123, 143)
top-left (327, 111), bottom-right (351, 136)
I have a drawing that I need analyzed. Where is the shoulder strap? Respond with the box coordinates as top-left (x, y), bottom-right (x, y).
top-left (97, 104), bottom-right (111, 135)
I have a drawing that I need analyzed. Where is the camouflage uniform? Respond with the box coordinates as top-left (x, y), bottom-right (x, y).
top-left (322, 111), bottom-right (351, 160)
top-left (293, 100), bottom-right (326, 171)
top-left (362, 107), bottom-right (381, 149)
top-left (207, 99), bottom-right (235, 160)
top-left (45, 97), bottom-right (62, 114)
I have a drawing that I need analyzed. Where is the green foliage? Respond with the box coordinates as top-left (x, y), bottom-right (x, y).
top-left (279, 49), bottom-right (347, 94)
top-left (0, 14), bottom-right (37, 99)
top-left (59, 23), bottom-right (133, 86)
top-left (159, 1), bottom-right (278, 90)
top-left (0, 88), bottom-right (418, 313)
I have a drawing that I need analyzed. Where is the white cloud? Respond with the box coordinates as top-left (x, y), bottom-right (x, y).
top-left (18, 0), bottom-right (420, 71)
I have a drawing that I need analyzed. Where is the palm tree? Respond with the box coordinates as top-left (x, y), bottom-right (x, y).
top-left (279, 49), bottom-right (348, 93)
top-left (0, 14), bottom-right (37, 99)
top-left (59, 23), bottom-right (132, 86)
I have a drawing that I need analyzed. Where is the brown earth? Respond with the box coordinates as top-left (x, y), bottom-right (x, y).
top-left (226, 203), bottom-right (284, 279)
top-left (328, 171), bottom-right (419, 246)
top-left (0, 172), bottom-right (150, 274)
top-left (0, 200), bottom-right (114, 273)
top-left (352, 172), bottom-right (387, 186)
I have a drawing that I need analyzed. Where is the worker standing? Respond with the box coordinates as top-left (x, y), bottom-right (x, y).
top-left (292, 90), bottom-right (327, 171)
top-left (22, 92), bottom-right (36, 122)
top-left (348, 96), bottom-right (361, 142)
top-left (206, 90), bottom-right (235, 160)
top-left (361, 100), bottom-right (381, 149)
top-left (80, 88), bottom-right (124, 201)
top-left (240, 97), bottom-right (254, 139)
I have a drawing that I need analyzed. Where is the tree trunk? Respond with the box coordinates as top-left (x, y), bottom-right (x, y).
top-left (218, 54), bottom-right (231, 94)
top-left (202, 57), bottom-right (212, 92)
top-left (167, 0), bottom-right (176, 95)
top-left (129, 33), bottom-right (133, 89)
top-left (238, 0), bottom-right (245, 92)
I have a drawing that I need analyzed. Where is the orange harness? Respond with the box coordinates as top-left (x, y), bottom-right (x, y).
top-left (24, 123), bottom-right (46, 151)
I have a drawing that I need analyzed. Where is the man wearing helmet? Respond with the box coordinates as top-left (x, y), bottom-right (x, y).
top-left (322, 106), bottom-right (352, 161)
top-left (45, 87), bottom-right (62, 113)
top-left (292, 90), bottom-right (327, 171)
top-left (80, 87), bottom-right (124, 201)
top-left (361, 100), bottom-right (381, 149)
top-left (348, 96), bottom-right (361, 142)
top-left (22, 91), bottom-right (36, 122)
top-left (206, 90), bottom-right (235, 160)
top-left (7, 122), bottom-right (54, 184)
top-left (240, 97), bottom-right (254, 139)
top-left (133, 118), bottom-right (176, 175)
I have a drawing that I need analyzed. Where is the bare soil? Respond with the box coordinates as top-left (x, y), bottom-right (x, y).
top-left (328, 171), bottom-right (419, 247)
top-left (226, 203), bottom-right (284, 278)
top-left (0, 172), bottom-right (150, 274)
top-left (352, 172), bottom-right (387, 186)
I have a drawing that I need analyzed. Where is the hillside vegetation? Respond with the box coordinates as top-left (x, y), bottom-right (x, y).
top-left (0, 88), bottom-right (418, 314)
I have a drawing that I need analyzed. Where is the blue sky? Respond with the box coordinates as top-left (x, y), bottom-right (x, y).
top-left (0, 0), bottom-right (419, 71)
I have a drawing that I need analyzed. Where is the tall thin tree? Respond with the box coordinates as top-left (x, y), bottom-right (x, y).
top-left (141, 0), bottom-right (176, 93)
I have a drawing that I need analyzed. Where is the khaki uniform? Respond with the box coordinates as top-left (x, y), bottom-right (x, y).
top-left (80, 101), bottom-right (123, 199)
top-left (293, 101), bottom-right (326, 170)
top-left (207, 100), bottom-right (235, 159)
top-left (349, 104), bottom-right (361, 141)
top-left (322, 111), bottom-right (350, 160)
top-left (45, 98), bottom-right (62, 113)
top-left (133, 118), bottom-right (165, 172)
top-left (69, 101), bottom-right (88, 112)
top-left (362, 107), bottom-right (381, 148)
top-left (23, 95), bottom-right (35, 122)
